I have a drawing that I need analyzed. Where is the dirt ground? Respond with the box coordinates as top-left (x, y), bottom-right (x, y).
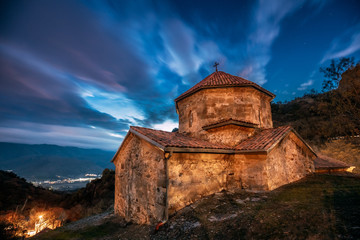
top-left (33, 173), bottom-right (360, 240)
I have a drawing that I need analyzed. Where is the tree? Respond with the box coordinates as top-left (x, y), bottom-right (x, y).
top-left (319, 62), bottom-right (360, 137)
top-left (337, 63), bottom-right (360, 135)
top-left (320, 57), bottom-right (356, 91)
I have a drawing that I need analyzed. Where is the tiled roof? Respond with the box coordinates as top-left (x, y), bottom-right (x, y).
top-left (235, 126), bottom-right (292, 151)
top-left (112, 125), bottom-right (316, 162)
top-left (130, 126), bottom-right (233, 150)
top-left (129, 125), bottom-right (293, 153)
top-left (314, 155), bottom-right (351, 169)
top-left (202, 118), bottom-right (258, 130)
top-left (175, 71), bottom-right (275, 102)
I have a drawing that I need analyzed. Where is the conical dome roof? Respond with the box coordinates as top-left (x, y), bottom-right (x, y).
top-left (175, 71), bottom-right (275, 102)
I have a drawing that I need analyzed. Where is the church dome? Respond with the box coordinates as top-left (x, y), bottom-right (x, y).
top-left (175, 71), bottom-right (275, 144)
top-left (175, 71), bottom-right (275, 103)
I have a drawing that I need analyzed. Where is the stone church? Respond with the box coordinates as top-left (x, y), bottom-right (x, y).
top-left (112, 71), bottom-right (317, 224)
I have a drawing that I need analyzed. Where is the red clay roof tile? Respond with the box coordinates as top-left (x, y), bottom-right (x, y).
top-left (130, 125), bottom-right (293, 152)
top-left (175, 71), bottom-right (275, 102)
top-left (130, 126), bottom-right (233, 150)
top-left (235, 126), bottom-right (292, 151)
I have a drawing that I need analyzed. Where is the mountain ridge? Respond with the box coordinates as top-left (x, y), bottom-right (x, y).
top-left (0, 142), bottom-right (115, 181)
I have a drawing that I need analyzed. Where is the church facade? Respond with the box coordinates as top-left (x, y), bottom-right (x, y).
top-left (112, 71), bottom-right (316, 224)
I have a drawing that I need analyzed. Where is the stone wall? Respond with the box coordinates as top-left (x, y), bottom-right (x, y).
top-left (167, 152), bottom-right (272, 214)
top-left (113, 133), bottom-right (166, 224)
top-left (266, 132), bottom-right (315, 190)
top-left (167, 153), bottom-right (236, 214)
top-left (233, 153), bottom-right (268, 191)
top-left (113, 131), bottom-right (316, 223)
top-left (177, 87), bottom-right (273, 145)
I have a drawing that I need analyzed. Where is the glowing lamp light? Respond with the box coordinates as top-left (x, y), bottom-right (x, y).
top-left (28, 230), bottom-right (37, 237)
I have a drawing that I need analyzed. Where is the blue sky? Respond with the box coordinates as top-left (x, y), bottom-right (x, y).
top-left (0, 0), bottom-right (359, 150)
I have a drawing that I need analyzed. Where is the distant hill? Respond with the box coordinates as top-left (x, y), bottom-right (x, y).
top-left (0, 170), bottom-right (63, 212)
top-left (271, 64), bottom-right (360, 173)
top-left (0, 169), bottom-right (115, 239)
top-left (61, 168), bottom-right (115, 220)
top-left (272, 64), bottom-right (360, 143)
top-left (0, 169), bottom-right (114, 215)
top-left (0, 142), bottom-right (115, 181)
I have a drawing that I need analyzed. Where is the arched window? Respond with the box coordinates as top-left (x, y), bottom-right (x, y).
top-left (189, 111), bottom-right (193, 128)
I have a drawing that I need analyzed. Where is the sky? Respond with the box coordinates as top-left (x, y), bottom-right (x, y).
top-left (1, 0), bottom-right (360, 151)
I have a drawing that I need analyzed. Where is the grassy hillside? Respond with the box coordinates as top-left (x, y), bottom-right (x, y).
top-left (32, 174), bottom-right (360, 240)
top-left (271, 92), bottom-right (357, 143)
top-left (61, 168), bottom-right (115, 220)
top-left (0, 169), bottom-right (115, 239)
top-left (272, 64), bottom-right (360, 172)
top-left (271, 94), bottom-right (360, 172)
top-left (314, 139), bottom-right (360, 174)
top-left (0, 171), bottom-right (64, 213)
top-left (272, 64), bottom-right (359, 143)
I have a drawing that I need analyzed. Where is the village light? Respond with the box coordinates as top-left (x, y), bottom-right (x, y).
top-left (3, 209), bottom-right (64, 238)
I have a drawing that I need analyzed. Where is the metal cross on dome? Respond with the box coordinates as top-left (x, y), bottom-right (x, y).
top-left (213, 62), bottom-right (219, 72)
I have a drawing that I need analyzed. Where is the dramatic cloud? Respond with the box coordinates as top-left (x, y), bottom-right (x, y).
top-left (241, 0), bottom-right (307, 85)
top-left (0, 0), bottom-right (358, 149)
top-left (321, 24), bottom-right (360, 63)
top-left (0, 121), bottom-right (122, 150)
